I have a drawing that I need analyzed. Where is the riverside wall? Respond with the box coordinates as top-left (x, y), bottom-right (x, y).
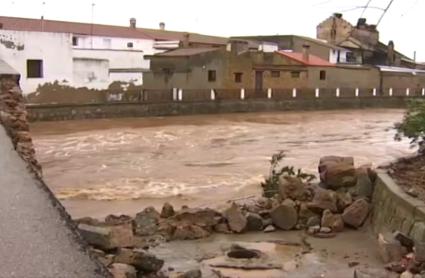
top-left (27, 96), bottom-right (418, 122)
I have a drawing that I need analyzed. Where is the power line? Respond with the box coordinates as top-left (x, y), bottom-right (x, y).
top-left (377, 0), bottom-right (395, 26)
top-left (360, 0), bottom-right (373, 18)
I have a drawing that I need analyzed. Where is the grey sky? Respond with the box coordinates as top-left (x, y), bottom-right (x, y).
top-left (3, 0), bottom-right (423, 60)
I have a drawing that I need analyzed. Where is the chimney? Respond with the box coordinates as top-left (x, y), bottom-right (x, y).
top-left (302, 44), bottom-right (310, 62)
top-left (129, 18), bottom-right (136, 28)
top-left (333, 13), bottom-right (342, 19)
top-left (181, 33), bottom-right (190, 48)
top-left (357, 18), bottom-right (367, 28)
top-left (159, 22), bottom-right (165, 30)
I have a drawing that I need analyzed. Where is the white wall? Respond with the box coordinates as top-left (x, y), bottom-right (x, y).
top-left (0, 30), bottom-right (160, 94)
top-left (329, 48), bottom-right (352, 64)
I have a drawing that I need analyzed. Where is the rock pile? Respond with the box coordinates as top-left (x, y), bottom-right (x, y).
top-left (75, 156), bottom-right (378, 277)
top-left (379, 231), bottom-right (425, 277)
top-left (0, 75), bottom-right (42, 178)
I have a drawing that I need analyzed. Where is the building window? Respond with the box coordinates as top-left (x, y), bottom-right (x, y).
top-left (271, 71), bottom-right (280, 78)
top-left (72, 36), bottom-right (78, 46)
top-left (320, 70), bottom-right (326, 80)
top-left (27, 59), bottom-right (43, 78)
top-left (208, 70), bottom-right (216, 82)
top-left (127, 42), bottom-right (134, 48)
top-left (291, 71), bottom-right (300, 78)
top-left (234, 72), bottom-right (243, 83)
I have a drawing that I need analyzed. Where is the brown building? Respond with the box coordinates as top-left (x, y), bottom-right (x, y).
top-left (317, 13), bottom-right (416, 67)
top-left (143, 42), bottom-right (378, 91)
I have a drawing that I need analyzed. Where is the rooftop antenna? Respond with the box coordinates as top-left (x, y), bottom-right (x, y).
top-left (377, 0), bottom-right (395, 26)
top-left (41, 1), bottom-right (46, 31)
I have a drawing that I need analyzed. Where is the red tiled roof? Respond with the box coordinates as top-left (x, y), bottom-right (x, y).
top-left (277, 51), bottom-right (335, 67)
top-left (0, 16), bottom-right (228, 45)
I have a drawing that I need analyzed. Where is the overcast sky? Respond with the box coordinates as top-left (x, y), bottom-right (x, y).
top-left (3, 0), bottom-right (424, 60)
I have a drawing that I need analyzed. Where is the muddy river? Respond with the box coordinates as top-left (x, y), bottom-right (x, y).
top-left (31, 109), bottom-right (412, 218)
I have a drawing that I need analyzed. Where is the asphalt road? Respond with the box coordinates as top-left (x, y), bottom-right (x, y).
top-left (0, 125), bottom-right (109, 278)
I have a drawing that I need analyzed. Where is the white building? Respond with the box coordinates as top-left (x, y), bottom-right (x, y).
top-left (0, 16), bottom-right (227, 94)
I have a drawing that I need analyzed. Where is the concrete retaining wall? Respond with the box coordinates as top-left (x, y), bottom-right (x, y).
top-left (28, 96), bottom-right (414, 122)
top-left (372, 172), bottom-right (425, 242)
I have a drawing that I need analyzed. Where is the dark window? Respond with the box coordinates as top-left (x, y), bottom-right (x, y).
top-left (271, 71), bottom-right (280, 78)
top-left (127, 42), bottom-right (134, 48)
top-left (291, 71), bottom-right (300, 78)
top-left (72, 36), bottom-right (78, 46)
top-left (208, 70), bottom-right (216, 82)
top-left (27, 60), bottom-right (43, 78)
top-left (320, 70), bottom-right (326, 80)
top-left (234, 72), bottom-right (243, 83)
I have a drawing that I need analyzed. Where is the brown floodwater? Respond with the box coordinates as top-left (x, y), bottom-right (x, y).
top-left (31, 109), bottom-right (413, 218)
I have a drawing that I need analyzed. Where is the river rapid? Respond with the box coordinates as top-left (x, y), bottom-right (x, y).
top-left (31, 109), bottom-right (412, 218)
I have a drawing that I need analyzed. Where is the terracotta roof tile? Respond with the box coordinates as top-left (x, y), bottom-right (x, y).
top-left (0, 16), bottom-right (228, 45)
top-left (277, 51), bottom-right (335, 67)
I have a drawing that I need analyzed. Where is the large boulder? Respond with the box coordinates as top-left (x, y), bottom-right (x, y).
top-left (224, 203), bottom-right (247, 233)
top-left (105, 214), bottom-right (133, 226)
top-left (350, 166), bottom-right (374, 200)
top-left (318, 156), bottom-right (357, 189)
top-left (270, 199), bottom-right (298, 230)
top-left (245, 213), bottom-right (264, 231)
top-left (321, 209), bottom-right (344, 232)
top-left (134, 207), bottom-right (160, 236)
top-left (114, 248), bottom-right (164, 273)
top-left (336, 191), bottom-right (353, 212)
top-left (342, 199), bottom-right (370, 228)
top-left (78, 222), bottom-right (133, 251)
top-left (172, 208), bottom-right (221, 229)
top-left (308, 188), bottom-right (338, 213)
top-left (278, 176), bottom-right (312, 201)
top-left (172, 224), bottom-right (210, 240)
top-left (109, 263), bottom-right (137, 278)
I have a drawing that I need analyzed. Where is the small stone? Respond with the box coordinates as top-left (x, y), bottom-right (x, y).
top-left (306, 215), bottom-right (321, 227)
top-left (414, 242), bottom-right (425, 262)
top-left (169, 269), bottom-right (202, 278)
top-left (224, 203), bottom-right (247, 233)
top-left (307, 225), bottom-right (320, 235)
top-left (400, 271), bottom-right (414, 278)
top-left (263, 225), bottom-right (276, 233)
top-left (109, 263), bottom-right (137, 278)
top-left (173, 224), bottom-right (210, 240)
top-left (321, 209), bottom-right (344, 232)
top-left (270, 199), bottom-right (298, 230)
top-left (114, 248), bottom-right (164, 273)
top-left (378, 233), bottom-right (404, 263)
top-left (342, 199), bottom-right (370, 228)
top-left (160, 202), bottom-right (175, 218)
top-left (214, 223), bottom-right (231, 234)
top-left (319, 227), bottom-right (332, 234)
top-left (406, 188), bottom-right (419, 198)
top-left (246, 213), bottom-right (264, 231)
top-left (394, 231), bottom-right (414, 251)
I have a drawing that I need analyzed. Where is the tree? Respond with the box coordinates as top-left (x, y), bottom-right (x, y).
top-left (395, 100), bottom-right (425, 154)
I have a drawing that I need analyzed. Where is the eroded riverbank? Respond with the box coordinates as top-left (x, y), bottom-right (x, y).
top-left (31, 109), bottom-right (412, 218)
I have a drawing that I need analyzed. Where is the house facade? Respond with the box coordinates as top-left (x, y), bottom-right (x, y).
top-left (317, 13), bottom-right (416, 67)
top-left (0, 16), bottom-right (227, 95)
top-left (144, 42), bottom-right (379, 91)
top-left (233, 35), bottom-right (354, 64)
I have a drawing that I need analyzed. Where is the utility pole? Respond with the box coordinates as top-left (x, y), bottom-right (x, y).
top-left (377, 0), bottom-right (395, 26)
top-left (90, 2), bottom-right (95, 48)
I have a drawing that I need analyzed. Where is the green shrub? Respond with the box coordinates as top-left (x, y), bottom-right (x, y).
top-left (261, 150), bottom-right (315, 198)
top-left (395, 100), bottom-right (425, 153)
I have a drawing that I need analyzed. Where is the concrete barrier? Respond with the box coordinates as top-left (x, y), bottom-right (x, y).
top-left (372, 171), bottom-right (425, 242)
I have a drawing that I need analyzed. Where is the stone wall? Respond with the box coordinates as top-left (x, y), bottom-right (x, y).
top-left (0, 74), bottom-right (42, 177)
top-left (372, 172), bottom-right (425, 242)
top-left (28, 96), bottom-right (413, 122)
